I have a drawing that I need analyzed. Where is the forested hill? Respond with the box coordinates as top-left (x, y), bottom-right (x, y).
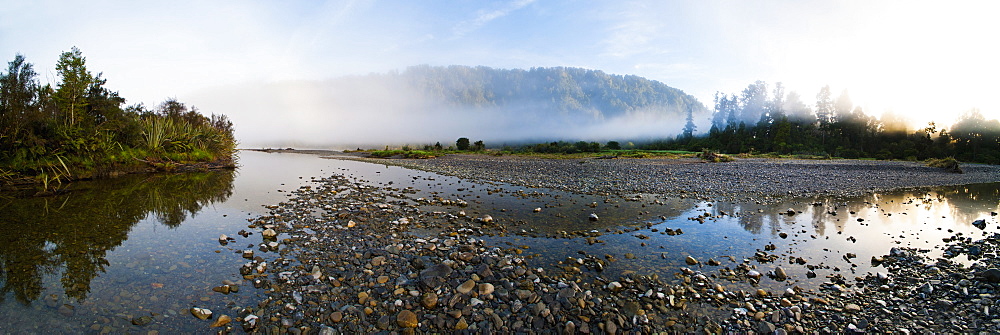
top-left (386, 65), bottom-right (706, 126)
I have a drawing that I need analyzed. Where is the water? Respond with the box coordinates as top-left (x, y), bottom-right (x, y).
top-left (1, 151), bottom-right (997, 332)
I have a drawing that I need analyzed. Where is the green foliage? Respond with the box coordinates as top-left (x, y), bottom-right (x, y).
top-left (368, 150), bottom-right (438, 159)
top-left (698, 149), bottom-right (734, 163)
top-left (927, 157), bottom-right (962, 173)
top-left (456, 137), bottom-right (470, 151)
top-left (0, 49), bottom-right (237, 187)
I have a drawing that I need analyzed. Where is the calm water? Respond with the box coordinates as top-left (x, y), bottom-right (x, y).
top-left (1, 151), bottom-right (998, 333)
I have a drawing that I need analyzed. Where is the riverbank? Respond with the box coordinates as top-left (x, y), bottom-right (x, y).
top-left (354, 154), bottom-right (1000, 203)
top-left (234, 156), bottom-right (1000, 333)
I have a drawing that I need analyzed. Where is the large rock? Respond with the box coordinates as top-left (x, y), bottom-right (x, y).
top-left (420, 264), bottom-right (453, 288)
top-left (397, 310), bottom-right (418, 328)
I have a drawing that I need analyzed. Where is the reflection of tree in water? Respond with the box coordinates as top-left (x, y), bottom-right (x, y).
top-left (0, 170), bottom-right (234, 304)
top-left (938, 183), bottom-right (1000, 226)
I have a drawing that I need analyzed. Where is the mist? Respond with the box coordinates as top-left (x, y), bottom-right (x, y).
top-left (190, 74), bottom-right (701, 149)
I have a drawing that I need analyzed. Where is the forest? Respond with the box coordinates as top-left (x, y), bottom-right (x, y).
top-left (384, 65), bottom-right (707, 124)
top-left (0, 48), bottom-right (237, 187)
top-left (645, 81), bottom-right (1000, 164)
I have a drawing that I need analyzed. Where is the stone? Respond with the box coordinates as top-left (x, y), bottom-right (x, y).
top-left (774, 267), bottom-right (788, 281)
top-left (455, 317), bottom-right (469, 330)
top-left (685, 256), bottom-right (699, 265)
top-left (478, 283), bottom-right (495, 296)
top-left (420, 264), bottom-right (454, 288)
top-left (190, 307), bottom-right (213, 320)
top-left (262, 229), bottom-right (277, 238)
top-left (377, 276), bottom-right (389, 284)
top-left (397, 310), bottom-right (418, 328)
top-left (131, 316), bottom-right (153, 326)
top-left (457, 279), bottom-right (476, 294)
top-left (211, 315), bottom-right (232, 327)
top-left (589, 213), bottom-right (599, 221)
top-left (977, 268), bottom-right (1000, 282)
top-left (421, 292), bottom-right (438, 309)
top-left (212, 285), bottom-right (230, 294)
top-left (973, 219), bottom-right (987, 229)
top-left (57, 304), bottom-right (74, 317)
top-left (330, 311), bottom-right (343, 323)
top-left (845, 303), bottom-right (861, 312)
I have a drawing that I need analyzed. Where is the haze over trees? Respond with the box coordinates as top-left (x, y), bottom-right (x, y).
top-left (0, 48), bottom-right (237, 184)
top-left (651, 81), bottom-right (1000, 164)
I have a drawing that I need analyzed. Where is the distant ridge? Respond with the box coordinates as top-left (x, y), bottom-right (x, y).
top-left (381, 65), bottom-right (707, 126)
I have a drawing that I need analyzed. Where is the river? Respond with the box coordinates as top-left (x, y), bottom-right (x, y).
top-left (0, 150), bottom-right (997, 333)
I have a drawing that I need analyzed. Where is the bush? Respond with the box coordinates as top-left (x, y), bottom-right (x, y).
top-left (926, 157), bottom-right (962, 173)
top-left (699, 149), bottom-right (734, 162)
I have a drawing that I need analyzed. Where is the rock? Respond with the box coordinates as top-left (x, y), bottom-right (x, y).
top-left (262, 229), bottom-right (277, 238)
top-left (779, 232), bottom-right (788, 239)
top-left (377, 315), bottom-right (392, 330)
top-left (131, 316), bottom-right (153, 326)
top-left (589, 213), bottom-right (599, 221)
top-left (607, 281), bottom-right (623, 291)
top-left (347, 220), bottom-right (357, 228)
top-left (330, 311), bottom-right (343, 323)
top-left (420, 264), bottom-right (454, 288)
top-left (457, 279), bottom-right (476, 294)
top-left (564, 321), bottom-right (576, 335)
top-left (243, 314), bottom-right (259, 330)
top-left (773, 267), bottom-right (788, 281)
top-left (973, 219), bottom-right (987, 229)
top-left (844, 303), bottom-right (861, 312)
top-left (977, 268), bottom-right (1000, 282)
top-left (534, 207), bottom-right (542, 213)
top-left (190, 307), bottom-right (213, 320)
top-left (605, 320), bottom-right (618, 334)
top-left (478, 283), bottom-right (495, 296)
top-left (212, 285), bottom-right (230, 294)
top-left (397, 310), bottom-right (418, 328)
top-left (421, 292), bottom-right (438, 309)
top-left (211, 315), bottom-right (232, 327)
top-left (57, 304), bottom-right (74, 317)
top-left (482, 215), bottom-right (494, 223)
top-left (685, 256), bottom-right (699, 265)
top-left (455, 317), bottom-right (469, 330)
top-left (786, 208), bottom-right (796, 215)
top-left (218, 234), bottom-right (229, 244)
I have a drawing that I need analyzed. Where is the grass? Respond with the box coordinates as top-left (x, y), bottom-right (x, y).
top-left (926, 157), bottom-right (962, 173)
top-left (367, 150), bottom-right (440, 159)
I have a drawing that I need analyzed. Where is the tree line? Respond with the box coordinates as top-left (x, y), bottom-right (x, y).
top-left (0, 48), bottom-right (237, 185)
top-left (649, 81), bottom-right (999, 164)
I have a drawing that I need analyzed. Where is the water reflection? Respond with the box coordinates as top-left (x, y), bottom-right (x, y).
top-left (0, 170), bottom-right (234, 304)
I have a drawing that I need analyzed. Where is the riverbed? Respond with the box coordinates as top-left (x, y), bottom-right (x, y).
top-left (1, 151), bottom-right (998, 333)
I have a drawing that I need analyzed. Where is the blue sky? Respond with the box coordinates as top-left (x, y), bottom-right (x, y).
top-left (2, 0), bottom-right (998, 144)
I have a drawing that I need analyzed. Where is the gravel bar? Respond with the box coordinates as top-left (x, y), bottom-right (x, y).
top-left (356, 155), bottom-right (1000, 202)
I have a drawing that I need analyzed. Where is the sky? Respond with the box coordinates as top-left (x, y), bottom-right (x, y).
top-left (1, 0), bottom-right (998, 146)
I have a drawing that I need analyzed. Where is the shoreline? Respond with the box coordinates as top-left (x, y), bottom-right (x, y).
top-left (239, 153), bottom-right (1000, 333)
top-left (343, 154), bottom-right (1000, 203)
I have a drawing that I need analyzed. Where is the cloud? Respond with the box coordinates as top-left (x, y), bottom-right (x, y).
top-left (450, 0), bottom-right (536, 39)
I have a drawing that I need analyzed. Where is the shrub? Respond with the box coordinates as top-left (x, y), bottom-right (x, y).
top-left (927, 157), bottom-right (962, 173)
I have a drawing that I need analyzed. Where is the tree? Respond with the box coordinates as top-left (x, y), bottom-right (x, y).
top-left (682, 106), bottom-right (697, 139)
top-left (472, 140), bottom-right (485, 151)
top-left (606, 141), bottom-right (621, 150)
top-left (456, 137), bottom-right (470, 150)
top-left (0, 54), bottom-right (40, 147)
top-left (815, 85), bottom-right (834, 127)
top-left (53, 47), bottom-right (94, 128)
